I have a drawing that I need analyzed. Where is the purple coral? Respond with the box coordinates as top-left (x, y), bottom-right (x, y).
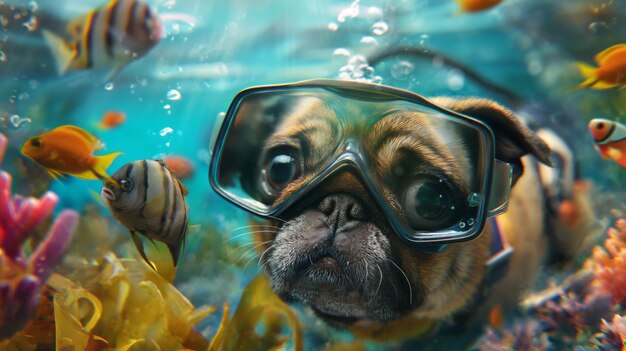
top-left (0, 133), bottom-right (79, 340)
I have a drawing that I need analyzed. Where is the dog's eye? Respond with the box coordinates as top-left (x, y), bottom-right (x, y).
top-left (403, 177), bottom-right (462, 230)
top-left (263, 153), bottom-right (301, 191)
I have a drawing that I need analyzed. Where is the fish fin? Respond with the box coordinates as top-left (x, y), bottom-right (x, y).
top-left (597, 145), bottom-right (610, 159)
top-left (594, 44), bottom-right (626, 64)
top-left (42, 30), bottom-right (74, 75)
top-left (591, 81), bottom-right (619, 90)
top-left (104, 63), bottom-right (125, 83)
top-left (177, 177), bottom-right (189, 196)
top-left (607, 147), bottom-right (623, 160)
top-left (166, 240), bottom-right (183, 266)
top-left (66, 13), bottom-right (90, 39)
top-left (131, 231), bottom-right (156, 270)
top-left (92, 152), bottom-right (123, 183)
top-left (46, 168), bottom-right (66, 180)
top-left (576, 62), bottom-right (599, 88)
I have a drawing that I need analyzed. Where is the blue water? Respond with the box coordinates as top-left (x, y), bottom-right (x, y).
top-left (1, 0), bottom-right (625, 348)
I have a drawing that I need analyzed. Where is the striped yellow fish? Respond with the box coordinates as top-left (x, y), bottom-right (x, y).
top-left (42, 0), bottom-right (162, 79)
top-left (101, 159), bottom-right (188, 268)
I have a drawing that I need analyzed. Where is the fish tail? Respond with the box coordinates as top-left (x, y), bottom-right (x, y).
top-left (93, 152), bottom-right (122, 183)
top-left (576, 62), bottom-right (598, 88)
top-left (42, 30), bottom-right (74, 75)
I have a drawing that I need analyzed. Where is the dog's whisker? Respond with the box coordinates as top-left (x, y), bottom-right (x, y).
top-left (225, 238), bottom-right (262, 258)
top-left (223, 230), bottom-right (279, 243)
top-left (363, 259), bottom-right (369, 287)
top-left (235, 240), bottom-right (273, 265)
top-left (256, 244), bottom-right (275, 273)
top-left (386, 258), bottom-right (413, 306)
top-left (374, 265), bottom-right (383, 299)
top-left (264, 214), bottom-right (287, 224)
top-left (228, 224), bottom-right (281, 233)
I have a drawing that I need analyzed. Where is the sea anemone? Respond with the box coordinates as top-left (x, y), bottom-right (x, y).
top-left (586, 218), bottom-right (626, 304)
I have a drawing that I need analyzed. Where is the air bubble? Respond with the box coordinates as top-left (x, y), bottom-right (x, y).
top-left (104, 82), bottom-right (114, 91)
top-left (446, 69), bottom-right (465, 91)
top-left (371, 21), bottom-right (388, 35)
top-left (391, 61), bottom-right (414, 80)
top-left (467, 218), bottom-right (475, 226)
top-left (328, 22), bottom-right (338, 31)
top-left (360, 36), bottom-right (378, 45)
top-left (8, 114), bottom-right (31, 129)
top-left (159, 127), bottom-right (173, 136)
top-left (419, 34), bottom-right (429, 46)
top-left (163, 104), bottom-right (171, 110)
top-left (459, 222), bottom-right (466, 229)
top-left (333, 48), bottom-right (351, 58)
top-left (367, 6), bottom-right (383, 18)
top-left (166, 89), bottom-right (181, 101)
top-left (337, 0), bottom-right (360, 23)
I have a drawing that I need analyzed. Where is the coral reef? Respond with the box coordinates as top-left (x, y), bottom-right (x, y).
top-left (0, 132), bottom-right (79, 341)
top-left (473, 215), bottom-right (626, 350)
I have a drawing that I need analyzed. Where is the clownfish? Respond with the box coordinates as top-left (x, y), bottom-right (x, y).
top-left (21, 125), bottom-right (121, 182)
top-left (42, 0), bottom-right (163, 80)
top-left (577, 44), bottom-right (626, 90)
top-left (101, 160), bottom-right (189, 268)
top-left (456, 0), bottom-right (502, 13)
top-left (588, 118), bottom-right (626, 168)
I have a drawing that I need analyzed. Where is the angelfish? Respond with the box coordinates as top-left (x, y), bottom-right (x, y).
top-left (42, 0), bottom-right (163, 79)
top-left (101, 159), bottom-right (188, 268)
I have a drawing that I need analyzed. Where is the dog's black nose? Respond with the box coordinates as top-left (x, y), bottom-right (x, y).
top-left (319, 193), bottom-right (367, 229)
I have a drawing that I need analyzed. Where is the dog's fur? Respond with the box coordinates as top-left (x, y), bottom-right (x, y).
top-left (220, 95), bottom-right (597, 338)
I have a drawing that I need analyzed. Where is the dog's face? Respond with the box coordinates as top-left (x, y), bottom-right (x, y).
top-left (220, 95), bottom-right (552, 326)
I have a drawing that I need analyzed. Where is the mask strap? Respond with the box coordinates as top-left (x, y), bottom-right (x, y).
top-left (486, 160), bottom-right (513, 217)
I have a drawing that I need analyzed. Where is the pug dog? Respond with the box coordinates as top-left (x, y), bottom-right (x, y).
top-left (218, 94), bottom-right (597, 342)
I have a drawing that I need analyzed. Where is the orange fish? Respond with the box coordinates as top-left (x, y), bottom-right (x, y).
top-left (21, 125), bottom-right (121, 182)
top-left (588, 118), bottom-right (626, 167)
top-left (488, 304), bottom-right (504, 329)
top-left (98, 111), bottom-right (126, 130)
top-left (577, 44), bottom-right (626, 89)
top-left (457, 0), bottom-right (502, 12)
top-left (162, 156), bottom-right (195, 180)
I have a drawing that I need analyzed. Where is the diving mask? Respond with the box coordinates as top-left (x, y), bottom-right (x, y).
top-left (209, 79), bottom-right (513, 245)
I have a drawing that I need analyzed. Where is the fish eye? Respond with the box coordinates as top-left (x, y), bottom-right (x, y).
top-left (597, 122), bottom-right (605, 129)
top-left (119, 178), bottom-right (134, 192)
top-left (30, 138), bottom-right (42, 148)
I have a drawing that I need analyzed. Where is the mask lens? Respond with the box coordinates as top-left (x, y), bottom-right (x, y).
top-left (211, 81), bottom-right (499, 244)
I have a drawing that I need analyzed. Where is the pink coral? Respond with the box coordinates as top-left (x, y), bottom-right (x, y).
top-left (0, 133), bottom-right (79, 340)
top-left (587, 218), bottom-right (626, 303)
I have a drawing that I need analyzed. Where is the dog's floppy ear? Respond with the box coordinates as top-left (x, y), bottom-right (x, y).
top-left (431, 97), bottom-right (552, 184)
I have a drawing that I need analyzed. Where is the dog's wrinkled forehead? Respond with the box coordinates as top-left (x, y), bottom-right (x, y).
top-left (262, 97), bottom-right (474, 193)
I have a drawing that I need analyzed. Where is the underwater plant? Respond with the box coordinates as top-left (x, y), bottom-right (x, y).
top-left (0, 132), bottom-right (79, 340)
top-left (587, 217), bottom-right (626, 304)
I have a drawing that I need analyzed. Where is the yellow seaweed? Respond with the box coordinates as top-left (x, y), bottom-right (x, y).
top-left (208, 274), bottom-right (303, 351)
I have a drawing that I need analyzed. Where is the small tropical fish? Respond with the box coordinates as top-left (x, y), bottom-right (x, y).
top-left (577, 44), bottom-right (626, 89)
top-left (101, 159), bottom-right (189, 268)
top-left (488, 304), bottom-right (504, 329)
top-left (456, 0), bottom-right (502, 12)
top-left (21, 125), bottom-right (121, 182)
top-left (162, 155), bottom-right (195, 180)
top-left (588, 118), bottom-right (626, 167)
top-left (42, 0), bottom-right (163, 79)
top-left (98, 111), bottom-right (126, 130)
